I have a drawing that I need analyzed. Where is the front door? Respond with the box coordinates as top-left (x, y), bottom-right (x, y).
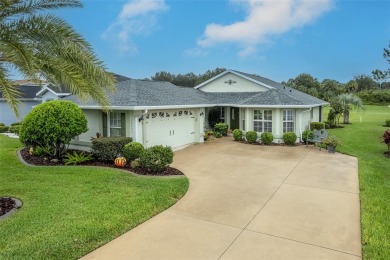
top-left (230, 107), bottom-right (239, 130)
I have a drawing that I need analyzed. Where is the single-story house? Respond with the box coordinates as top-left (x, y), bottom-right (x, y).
top-left (0, 83), bottom-right (42, 126)
top-left (62, 70), bottom-right (328, 149)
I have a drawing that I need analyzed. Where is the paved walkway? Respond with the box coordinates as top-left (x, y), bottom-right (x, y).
top-left (82, 138), bottom-right (361, 260)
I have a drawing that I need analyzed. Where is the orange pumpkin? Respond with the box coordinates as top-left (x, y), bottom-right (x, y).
top-left (114, 157), bottom-right (126, 167)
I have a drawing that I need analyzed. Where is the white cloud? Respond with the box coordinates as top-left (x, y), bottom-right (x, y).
top-left (198, 0), bottom-right (334, 58)
top-left (103, 0), bottom-right (169, 54)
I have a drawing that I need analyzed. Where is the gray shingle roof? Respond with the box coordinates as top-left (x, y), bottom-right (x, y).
top-left (64, 72), bottom-right (327, 108)
top-left (0, 85), bottom-right (42, 99)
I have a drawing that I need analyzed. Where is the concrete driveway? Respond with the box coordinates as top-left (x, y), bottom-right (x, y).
top-left (82, 138), bottom-right (361, 260)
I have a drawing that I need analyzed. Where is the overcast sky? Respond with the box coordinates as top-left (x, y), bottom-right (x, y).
top-left (55, 0), bottom-right (389, 83)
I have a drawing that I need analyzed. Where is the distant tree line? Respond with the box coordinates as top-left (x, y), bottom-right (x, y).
top-left (151, 68), bottom-right (226, 87)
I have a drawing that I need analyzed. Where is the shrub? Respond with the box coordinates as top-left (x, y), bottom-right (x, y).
top-left (382, 129), bottom-right (390, 152)
top-left (207, 108), bottom-right (221, 129)
top-left (283, 132), bottom-right (297, 145)
top-left (10, 122), bottom-right (22, 126)
top-left (302, 130), bottom-right (314, 143)
top-left (123, 142), bottom-right (144, 162)
top-left (357, 90), bottom-right (390, 105)
top-left (9, 125), bottom-right (21, 134)
top-left (246, 131), bottom-right (257, 143)
top-left (64, 151), bottom-right (94, 165)
top-left (204, 130), bottom-right (215, 141)
top-left (32, 146), bottom-right (54, 157)
top-left (91, 137), bottom-right (132, 161)
top-left (0, 123), bottom-right (5, 126)
top-left (232, 129), bottom-right (243, 141)
top-left (139, 145), bottom-right (174, 173)
top-left (0, 126), bottom-right (9, 133)
top-left (214, 122), bottom-right (228, 136)
top-left (310, 122), bottom-right (325, 130)
top-left (260, 132), bottom-right (273, 145)
top-left (385, 119), bottom-right (390, 127)
top-left (19, 100), bottom-right (88, 158)
top-left (214, 131), bottom-right (222, 138)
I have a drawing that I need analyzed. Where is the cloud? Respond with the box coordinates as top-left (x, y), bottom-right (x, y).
top-left (197, 0), bottom-right (334, 58)
top-left (103, 0), bottom-right (169, 54)
top-left (183, 47), bottom-right (208, 57)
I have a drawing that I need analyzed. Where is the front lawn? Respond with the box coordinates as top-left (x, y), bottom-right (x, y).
top-left (0, 135), bottom-right (189, 259)
top-left (324, 105), bottom-right (390, 259)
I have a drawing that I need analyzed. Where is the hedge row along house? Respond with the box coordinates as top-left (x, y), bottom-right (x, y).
top-left (1, 70), bottom-right (328, 148)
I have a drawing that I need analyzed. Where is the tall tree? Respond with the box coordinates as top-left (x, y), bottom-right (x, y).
top-left (284, 73), bottom-right (321, 98)
top-left (320, 79), bottom-right (344, 101)
top-left (371, 43), bottom-right (390, 88)
top-left (354, 74), bottom-right (377, 92)
top-left (0, 0), bottom-right (115, 117)
top-left (336, 93), bottom-right (364, 124)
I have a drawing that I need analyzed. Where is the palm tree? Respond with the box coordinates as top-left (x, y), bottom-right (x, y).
top-left (0, 0), bottom-right (115, 117)
top-left (336, 94), bottom-right (364, 124)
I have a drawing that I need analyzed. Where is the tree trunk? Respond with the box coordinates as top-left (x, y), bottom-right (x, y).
top-left (343, 109), bottom-right (350, 124)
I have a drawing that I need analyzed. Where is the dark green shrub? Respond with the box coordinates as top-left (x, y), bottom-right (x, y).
top-left (385, 119), bottom-right (390, 127)
top-left (283, 132), bottom-right (297, 145)
top-left (310, 122), bottom-right (325, 130)
top-left (64, 151), bottom-right (94, 165)
top-left (139, 145), bottom-right (174, 173)
top-left (260, 132), bottom-right (273, 145)
top-left (9, 125), bottom-right (21, 134)
top-left (324, 122), bottom-right (330, 129)
top-left (10, 122), bottom-right (22, 126)
top-left (0, 126), bottom-right (9, 133)
top-left (214, 131), bottom-right (222, 138)
top-left (204, 130), bottom-right (214, 141)
top-left (232, 129), bottom-right (243, 141)
top-left (357, 90), bottom-right (390, 105)
top-left (0, 123), bottom-right (5, 126)
top-left (32, 146), bottom-right (54, 157)
top-left (91, 137), bottom-right (132, 161)
top-left (302, 130), bottom-right (314, 142)
top-left (214, 123), bottom-right (228, 136)
top-left (123, 142), bottom-right (144, 162)
top-left (19, 100), bottom-right (88, 158)
top-left (246, 131), bottom-right (257, 143)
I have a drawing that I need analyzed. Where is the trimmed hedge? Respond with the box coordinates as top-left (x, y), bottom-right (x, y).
top-left (246, 131), bottom-right (257, 143)
top-left (0, 126), bottom-right (9, 133)
top-left (283, 132), bottom-right (297, 145)
top-left (385, 119), bottom-right (390, 127)
top-left (232, 129), bottom-right (243, 141)
top-left (91, 137), bottom-right (132, 161)
top-left (302, 130), bottom-right (314, 142)
top-left (123, 142), bottom-right (144, 162)
top-left (260, 132), bottom-right (273, 145)
top-left (214, 123), bottom-right (228, 136)
top-left (139, 145), bottom-right (174, 173)
top-left (310, 122), bottom-right (325, 130)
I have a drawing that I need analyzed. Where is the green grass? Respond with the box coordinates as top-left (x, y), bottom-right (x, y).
top-left (0, 135), bottom-right (189, 259)
top-left (323, 105), bottom-right (390, 259)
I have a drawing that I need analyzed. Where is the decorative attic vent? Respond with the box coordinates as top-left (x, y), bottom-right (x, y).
top-left (224, 79), bottom-right (236, 85)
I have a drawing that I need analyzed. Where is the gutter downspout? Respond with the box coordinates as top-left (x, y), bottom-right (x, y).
top-left (300, 108), bottom-right (312, 142)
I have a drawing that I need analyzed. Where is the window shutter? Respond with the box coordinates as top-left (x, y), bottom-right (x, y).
top-left (102, 112), bottom-right (107, 137)
top-left (121, 113), bottom-right (126, 136)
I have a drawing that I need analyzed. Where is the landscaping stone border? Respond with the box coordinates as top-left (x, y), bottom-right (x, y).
top-left (0, 198), bottom-right (22, 221)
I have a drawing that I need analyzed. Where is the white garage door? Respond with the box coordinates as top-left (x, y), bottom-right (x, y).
top-left (144, 109), bottom-right (196, 148)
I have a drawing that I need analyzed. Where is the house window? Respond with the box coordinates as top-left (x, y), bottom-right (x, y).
top-left (242, 110), bottom-right (246, 131)
top-left (253, 109), bottom-right (272, 133)
top-left (283, 110), bottom-right (294, 132)
top-left (219, 107), bottom-right (225, 123)
top-left (110, 112), bottom-right (126, 137)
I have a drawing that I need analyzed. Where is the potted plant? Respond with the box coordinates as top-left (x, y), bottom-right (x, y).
top-left (322, 136), bottom-right (341, 153)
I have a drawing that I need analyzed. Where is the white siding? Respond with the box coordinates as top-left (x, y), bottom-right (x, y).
top-left (199, 73), bottom-right (269, 93)
top-left (78, 109), bottom-right (101, 142)
top-left (0, 100), bottom-right (40, 125)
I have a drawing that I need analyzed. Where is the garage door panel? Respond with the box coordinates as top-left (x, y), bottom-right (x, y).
top-left (145, 110), bottom-right (196, 148)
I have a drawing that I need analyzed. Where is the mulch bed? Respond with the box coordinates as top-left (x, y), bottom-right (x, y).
top-left (0, 197), bottom-right (16, 217)
top-left (19, 148), bottom-right (184, 176)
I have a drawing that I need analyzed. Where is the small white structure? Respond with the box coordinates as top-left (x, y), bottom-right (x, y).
top-left (63, 70), bottom-right (328, 149)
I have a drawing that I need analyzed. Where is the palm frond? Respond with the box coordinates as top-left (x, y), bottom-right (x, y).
top-left (0, 65), bottom-right (22, 117)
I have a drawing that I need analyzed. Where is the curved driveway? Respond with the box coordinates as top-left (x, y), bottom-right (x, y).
top-left (83, 138), bottom-right (361, 260)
